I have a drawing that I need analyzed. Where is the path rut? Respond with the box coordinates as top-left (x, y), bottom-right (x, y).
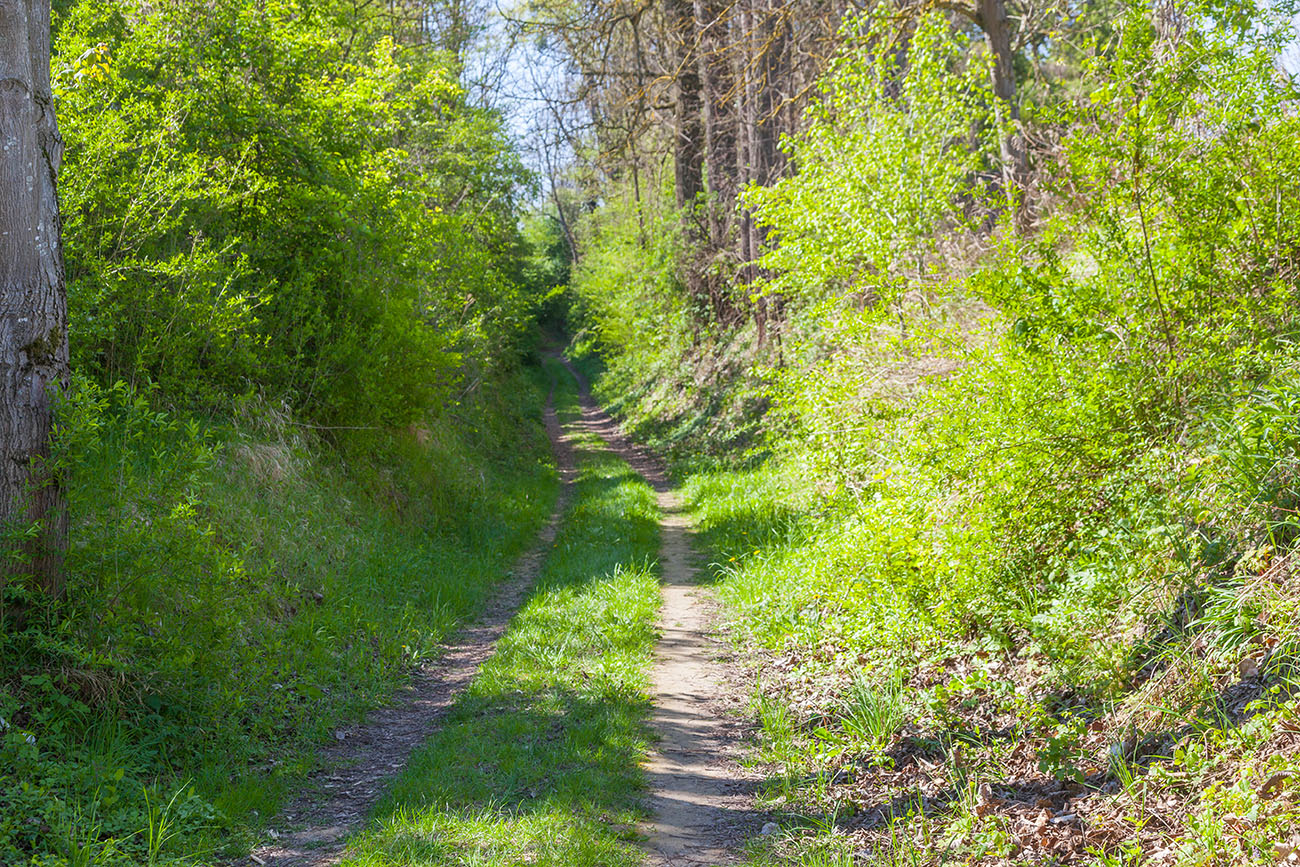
top-left (251, 384), bottom-right (576, 867)
top-left (558, 358), bottom-right (764, 867)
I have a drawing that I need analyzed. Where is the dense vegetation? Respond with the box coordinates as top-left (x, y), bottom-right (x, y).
top-left (559, 0), bottom-right (1300, 862)
top-left (54, 0), bottom-right (537, 425)
top-left (7, 0), bottom-right (1300, 861)
top-left (2, 0), bottom-right (560, 862)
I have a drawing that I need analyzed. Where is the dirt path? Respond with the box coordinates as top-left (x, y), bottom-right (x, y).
top-left (557, 359), bottom-right (764, 867)
top-left (251, 382), bottom-right (577, 867)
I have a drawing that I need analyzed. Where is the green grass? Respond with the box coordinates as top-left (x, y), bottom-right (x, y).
top-left (0, 368), bottom-right (559, 865)
top-left (337, 359), bottom-right (663, 867)
top-left (674, 371), bottom-right (1300, 865)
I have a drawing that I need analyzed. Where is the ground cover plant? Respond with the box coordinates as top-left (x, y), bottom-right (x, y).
top-left (337, 359), bottom-right (662, 867)
top-left (0, 369), bottom-right (557, 865)
top-left (682, 380), bottom-right (1300, 865)
top-left (565, 0), bottom-right (1300, 862)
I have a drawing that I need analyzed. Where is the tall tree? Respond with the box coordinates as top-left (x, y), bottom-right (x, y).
top-left (523, 0), bottom-right (842, 335)
top-left (930, 0), bottom-right (1027, 188)
top-left (696, 0), bottom-right (739, 259)
top-left (975, 0), bottom-right (1026, 186)
top-left (665, 0), bottom-right (710, 309)
top-left (0, 0), bottom-right (70, 595)
top-left (738, 0), bottom-right (789, 346)
top-left (666, 0), bottom-right (705, 210)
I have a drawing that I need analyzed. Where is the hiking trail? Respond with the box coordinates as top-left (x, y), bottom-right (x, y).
top-left (557, 357), bottom-right (765, 867)
top-left (252, 360), bottom-right (762, 867)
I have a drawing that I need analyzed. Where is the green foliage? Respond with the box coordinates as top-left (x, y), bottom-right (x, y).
top-left (519, 208), bottom-right (575, 330)
top-left (696, 0), bottom-right (1300, 680)
top-left (841, 672), bottom-right (911, 752)
top-left (579, 0), bottom-right (1300, 860)
top-left (54, 0), bottom-right (538, 425)
top-left (746, 11), bottom-right (998, 306)
top-left (568, 188), bottom-right (691, 364)
top-left (5, 2), bottom-right (572, 863)
top-left (989, 1), bottom-right (1300, 403)
top-left (564, 187), bottom-right (773, 469)
top-left (1, 372), bottom-right (556, 864)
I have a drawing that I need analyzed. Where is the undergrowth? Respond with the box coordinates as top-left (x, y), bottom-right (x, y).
top-left (659, 303), bottom-right (1300, 862)
top-left (0, 369), bottom-right (557, 865)
top-left (570, 2), bottom-right (1300, 862)
top-left (565, 186), bottom-right (772, 474)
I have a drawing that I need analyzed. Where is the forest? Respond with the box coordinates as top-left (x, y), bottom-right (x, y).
top-left (3, 0), bottom-right (1300, 864)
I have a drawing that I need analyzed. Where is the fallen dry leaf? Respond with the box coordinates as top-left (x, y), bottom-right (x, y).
top-left (1259, 773), bottom-right (1291, 799)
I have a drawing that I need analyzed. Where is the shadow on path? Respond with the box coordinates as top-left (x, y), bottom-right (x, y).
top-left (556, 355), bottom-right (768, 867)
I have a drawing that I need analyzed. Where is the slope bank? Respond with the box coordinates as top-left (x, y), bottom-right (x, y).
top-left (565, 5), bottom-right (1300, 861)
top-left (1, 368), bottom-right (558, 865)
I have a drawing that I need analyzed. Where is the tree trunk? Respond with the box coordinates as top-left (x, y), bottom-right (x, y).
top-left (695, 0), bottom-right (738, 256)
top-left (0, 0), bottom-right (71, 597)
top-left (738, 0), bottom-right (757, 281)
top-left (976, 0), bottom-right (1027, 190)
top-left (743, 0), bottom-right (788, 348)
top-left (666, 0), bottom-right (714, 313)
top-left (666, 0), bottom-right (704, 210)
top-left (756, 0), bottom-right (787, 186)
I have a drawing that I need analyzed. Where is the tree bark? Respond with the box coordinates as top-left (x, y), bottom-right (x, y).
top-left (976, 0), bottom-right (1027, 189)
top-left (695, 0), bottom-right (738, 255)
top-left (738, 0), bottom-right (757, 281)
top-left (756, 0), bottom-right (787, 186)
top-left (666, 0), bottom-right (705, 210)
top-left (741, 0), bottom-right (787, 347)
top-left (0, 0), bottom-right (71, 597)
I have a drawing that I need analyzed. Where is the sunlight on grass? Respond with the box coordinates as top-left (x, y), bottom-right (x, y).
top-left (339, 364), bottom-right (662, 867)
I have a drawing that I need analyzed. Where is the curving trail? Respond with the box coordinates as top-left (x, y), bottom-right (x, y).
top-left (252, 382), bottom-right (577, 867)
top-left (556, 357), bottom-right (764, 867)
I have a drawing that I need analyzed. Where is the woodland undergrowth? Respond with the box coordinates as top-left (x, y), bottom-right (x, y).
top-left (570, 3), bottom-right (1300, 863)
top-left (0, 370), bottom-right (556, 865)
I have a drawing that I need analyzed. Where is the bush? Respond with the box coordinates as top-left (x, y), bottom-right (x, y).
top-left (54, 0), bottom-right (538, 426)
top-left (1, 370), bottom-right (556, 864)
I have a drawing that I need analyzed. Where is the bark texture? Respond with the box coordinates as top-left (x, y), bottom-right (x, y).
top-left (667, 0), bottom-right (705, 211)
top-left (0, 0), bottom-right (70, 595)
top-left (976, 0), bottom-right (1027, 187)
top-left (695, 0), bottom-right (737, 254)
top-left (739, 0), bottom-right (787, 346)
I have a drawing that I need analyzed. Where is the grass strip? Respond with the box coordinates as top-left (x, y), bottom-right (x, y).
top-left (338, 360), bottom-right (662, 867)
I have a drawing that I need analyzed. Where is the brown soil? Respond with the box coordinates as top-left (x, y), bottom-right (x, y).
top-left (249, 381), bottom-right (577, 867)
top-left (557, 358), bottom-right (766, 867)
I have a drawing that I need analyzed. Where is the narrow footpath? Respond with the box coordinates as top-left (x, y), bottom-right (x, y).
top-left (253, 360), bottom-right (761, 867)
top-left (557, 358), bottom-right (764, 867)
top-left (253, 383), bottom-right (577, 867)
